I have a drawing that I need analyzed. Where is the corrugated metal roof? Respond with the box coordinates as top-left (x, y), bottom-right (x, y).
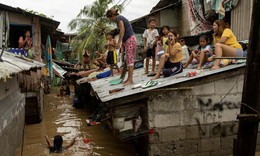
top-left (87, 63), bottom-right (245, 103)
top-left (0, 51), bottom-right (45, 80)
top-left (52, 62), bottom-right (67, 78)
top-left (0, 3), bottom-right (60, 29)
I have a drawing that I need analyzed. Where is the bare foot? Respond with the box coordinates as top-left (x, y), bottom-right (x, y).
top-left (151, 74), bottom-right (160, 80)
top-left (183, 65), bottom-right (188, 69)
top-left (123, 79), bottom-right (129, 84)
top-left (143, 71), bottom-right (148, 75)
top-left (208, 56), bottom-right (214, 62)
top-left (196, 67), bottom-right (201, 70)
top-left (123, 81), bottom-right (133, 86)
top-left (211, 66), bottom-right (220, 70)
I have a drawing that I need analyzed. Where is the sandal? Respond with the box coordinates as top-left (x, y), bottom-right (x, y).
top-left (109, 78), bottom-right (122, 85)
top-left (147, 73), bottom-right (156, 77)
top-left (132, 83), bottom-right (142, 89)
top-left (141, 80), bottom-right (158, 89)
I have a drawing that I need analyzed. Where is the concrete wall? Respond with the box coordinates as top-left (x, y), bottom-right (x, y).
top-left (179, 1), bottom-right (191, 37)
top-left (0, 76), bottom-right (25, 156)
top-left (160, 9), bottom-right (179, 30)
top-left (147, 73), bottom-right (248, 156)
top-left (0, 75), bottom-right (19, 101)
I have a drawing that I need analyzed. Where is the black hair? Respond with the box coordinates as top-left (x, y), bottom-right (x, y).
top-left (148, 18), bottom-right (156, 23)
top-left (239, 42), bottom-right (247, 51)
top-left (199, 35), bottom-right (210, 43)
top-left (179, 38), bottom-right (185, 43)
top-left (198, 35), bottom-right (210, 50)
top-left (106, 28), bottom-right (120, 37)
top-left (49, 135), bottom-right (63, 153)
top-left (24, 30), bottom-right (30, 34)
top-left (106, 9), bottom-right (119, 17)
top-left (159, 25), bottom-right (170, 36)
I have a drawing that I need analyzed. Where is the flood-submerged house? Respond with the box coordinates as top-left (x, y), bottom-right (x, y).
top-left (0, 51), bottom-right (44, 155)
top-left (0, 3), bottom-right (61, 155)
top-left (0, 3), bottom-right (60, 62)
top-left (76, 0), bottom-right (257, 156)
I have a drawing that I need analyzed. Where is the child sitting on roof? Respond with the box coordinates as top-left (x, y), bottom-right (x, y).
top-left (183, 35), bottom-right (213, 70)
top-left (93, 51), bottom-right (107, 69)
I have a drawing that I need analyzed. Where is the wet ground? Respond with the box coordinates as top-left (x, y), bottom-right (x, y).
top-left (16, 87), bottom-right (136, 156)
top-left (15, 87), bottom-right (260, 156)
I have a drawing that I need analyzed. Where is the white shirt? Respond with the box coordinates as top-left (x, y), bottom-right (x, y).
top-left (200, 45), bottom-right (213, 53)
top-left (142, 28), bottom-right (159, 47)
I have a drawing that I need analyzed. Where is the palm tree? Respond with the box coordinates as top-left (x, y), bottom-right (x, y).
top-left (68, 0), bottom-right (128, 63)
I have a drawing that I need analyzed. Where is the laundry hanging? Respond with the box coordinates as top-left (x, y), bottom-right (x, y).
top-left (187, 0), bottom-right (212, 35)
top-left (211, 0), bottom-right (240, 19)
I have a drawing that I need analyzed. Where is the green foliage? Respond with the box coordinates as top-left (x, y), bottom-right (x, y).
top-left (68, 0), bottom-right (128, 63)
top-left (24, 9), bottom-right (53, 19)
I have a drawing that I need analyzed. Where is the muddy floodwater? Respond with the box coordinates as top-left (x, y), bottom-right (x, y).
top-left (16, 88), bottom-right (136, 156)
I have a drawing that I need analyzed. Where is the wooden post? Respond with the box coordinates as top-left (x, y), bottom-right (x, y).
top-left (235, 0), bottom-right (260, 155)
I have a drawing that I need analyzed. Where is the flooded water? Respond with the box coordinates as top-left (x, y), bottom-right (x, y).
top-left (16, 88), bottom-right (136, 156)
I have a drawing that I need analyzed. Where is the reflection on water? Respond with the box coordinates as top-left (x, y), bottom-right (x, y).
top-left (16, 89), bottom-right (136, 156)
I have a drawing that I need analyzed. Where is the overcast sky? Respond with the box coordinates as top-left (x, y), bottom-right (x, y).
top-left (1, 0), bottom-right (159, 33)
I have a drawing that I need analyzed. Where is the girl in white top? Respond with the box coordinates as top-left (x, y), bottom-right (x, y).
top-left (184, 35), bottom-right (213, 70)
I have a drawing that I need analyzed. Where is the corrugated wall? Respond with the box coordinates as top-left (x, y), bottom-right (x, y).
top-left (231, 0), bottom-right (253, 41)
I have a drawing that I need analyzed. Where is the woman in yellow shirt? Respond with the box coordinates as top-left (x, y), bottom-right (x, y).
top-left (151, 30), bottom-right (183, 80)
top-left (211, 19), bottom-right (243, 70)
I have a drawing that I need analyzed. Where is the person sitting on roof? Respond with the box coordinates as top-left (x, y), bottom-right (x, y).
top-left (184, 35), bottom-right (213, 70)
top-left (211, 19), bottom-right (243, 70)
top-left (151, 30), bottom-right (183, 80)
top-left (93, 51), bottom-right (107, 69)
top-left (74, 63), bottom-right (82, 70)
